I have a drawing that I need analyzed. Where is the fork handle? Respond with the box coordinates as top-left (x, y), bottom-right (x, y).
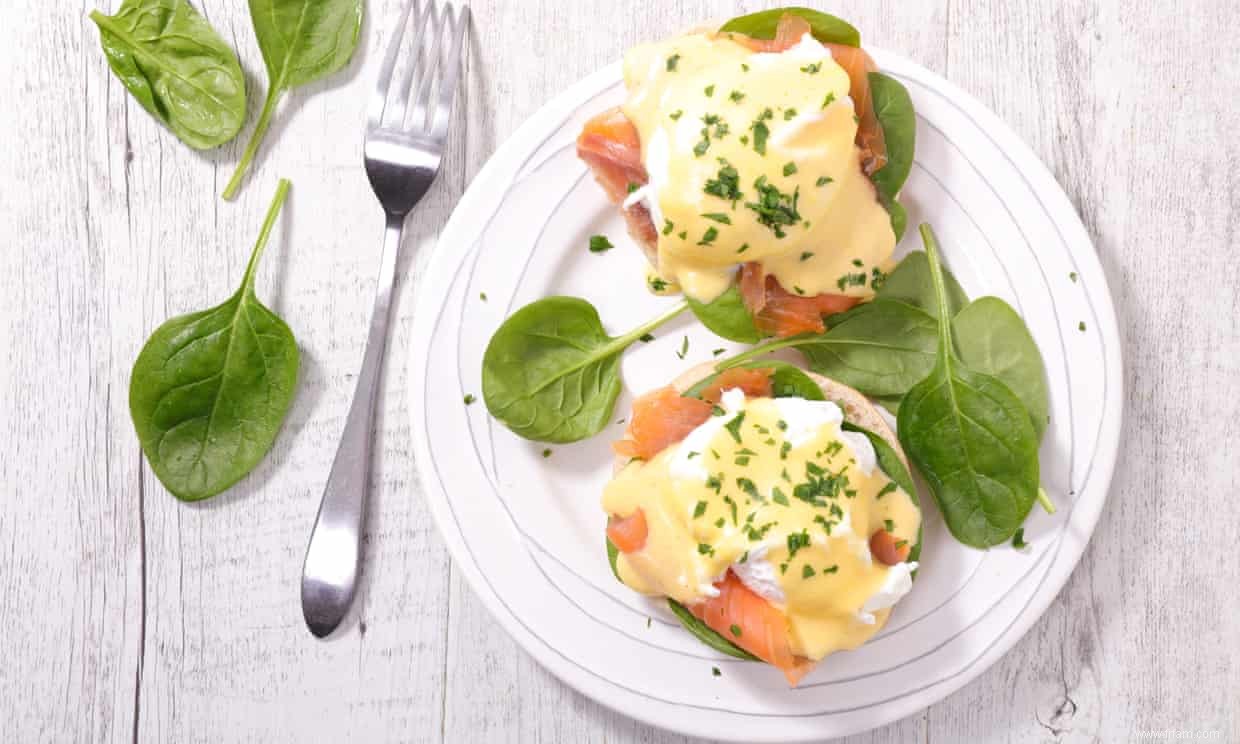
top-left (301, 212), bottom-right (405, 637)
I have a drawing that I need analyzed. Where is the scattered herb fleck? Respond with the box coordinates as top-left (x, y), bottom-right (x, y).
top-left (588, 235), bottom-right (614, 253)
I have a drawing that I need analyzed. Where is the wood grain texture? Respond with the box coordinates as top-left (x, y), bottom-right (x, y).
top-left (0, 0), bottom-right (1236, 742)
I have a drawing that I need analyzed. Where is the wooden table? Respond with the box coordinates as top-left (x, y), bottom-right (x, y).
top-left (3, 1), bottom-right (1237, 741)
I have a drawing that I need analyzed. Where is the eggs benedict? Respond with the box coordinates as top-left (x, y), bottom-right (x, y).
top-left (603, 361), bottom-right (922, 685)
top-left (577, 9), bottom-right (914, 341)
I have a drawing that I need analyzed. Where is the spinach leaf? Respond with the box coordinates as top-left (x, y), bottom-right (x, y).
top-left (868, 72), bottom-right (916, 201)
top-left (719, 7), bottom-right (860, 47)
top-left (880, 192), bottom-right (908, 241)
top-left (483, 298), bottom-right (687, 443)
top-left (90, 0), bottom-right (246, 149)
top-left (222, 0), bottom-right (363, 199)
top-left (953, 297), bottom-right (1049, 440)
top-left (668, 599), bottom-right (760, 661)
top-left (606, 537), bottom-right (621, 580)
top-left (719, 299), bottom-right (938, 398)
top-left (897, 225), bottom-right (1039, 548)
top-left (687, 285), bottom-right (762, 344)
top-left (840, 421), bottom-right (921, 564)
top-left (129, 179), bottom-right (299, 501)
top-left (877, 250), bottom-right (969, 319)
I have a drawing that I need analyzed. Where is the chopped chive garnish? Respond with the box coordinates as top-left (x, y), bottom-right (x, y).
top-left (463, 394), bottom-right (476, 405)
top-left (802, 564), bottom-right (815, 579)
top-left (783, 162), bottom-right (798, 176)
top-left (694, 500), bottom-right (708, 518)
top-left (730, 624), bottom-right (742, 637)
top-left (701, 212), bottom-right (732, 224)
top-left (666, 54), bottom-right (680, 71)
top-left (816, 176), bottom-right (833, 186)
top-left (588, 235), bottom-right (614, 253)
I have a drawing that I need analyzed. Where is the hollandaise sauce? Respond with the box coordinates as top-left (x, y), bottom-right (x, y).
top-left (603, 389), bottom-right (920, 662)
top-left (620, 31), bottom-right (896, 303)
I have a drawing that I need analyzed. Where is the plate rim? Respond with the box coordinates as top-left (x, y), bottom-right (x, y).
top-left (407, 49), bottom-right (1124, 742)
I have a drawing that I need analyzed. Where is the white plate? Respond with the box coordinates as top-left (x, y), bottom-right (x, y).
top-left (408, 49), bottom-right (1123, 742)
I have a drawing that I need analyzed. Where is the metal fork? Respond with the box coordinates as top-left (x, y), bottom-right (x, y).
top-left (301, 0), bottom-right (469, 638)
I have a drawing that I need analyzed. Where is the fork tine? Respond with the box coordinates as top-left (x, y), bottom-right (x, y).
top-left (386, 0), bottom-right (436, 128)
top-left (407, 2), bottom-right (450, 134)
top-left (429, 5), bottom-right (469, 140)
top-left (367, 0), bottom-right (418, 130)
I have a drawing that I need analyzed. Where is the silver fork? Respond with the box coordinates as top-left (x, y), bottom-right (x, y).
top-left (301, 0), bottom-right (469, 639)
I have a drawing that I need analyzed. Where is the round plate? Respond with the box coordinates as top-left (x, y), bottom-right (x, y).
top-left (408, 49), bottom-right (1123, 742)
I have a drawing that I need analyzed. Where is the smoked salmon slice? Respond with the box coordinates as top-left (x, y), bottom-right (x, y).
top-left (698, 367), bottom-right (774, 404)
top-left (607, 509), bottom-right (649, 553)
top-left (689, 570), bottom-right (816, 686)
top-left (740, 263), bottom-right (861, 337)
top-left (613, 386), bottom-right (714, 460)
top-left (577, 108), bottom-right (660, 263)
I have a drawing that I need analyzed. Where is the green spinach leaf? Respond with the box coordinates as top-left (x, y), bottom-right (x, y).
top-left (222, 0), bottom-right (363, 199)
top-left (953, 297), bottom-right (1049, 440)
top-left (719, 7), bottom-right (861, 47)
top-left (868, 72), bottom-right (916, 201)
top-left (840, 421), bottom-right (921, 564)
top-left (90, 0), bottom-right (246, 149)
top-left (483, 298), bottom-right (687, 443)
top-left (897, 225), bottom-right (1039, 548)
top-left (880, 192), bottom-right (908, 241)
top-left (687, 285), bottom-right (762, 343)
top-left (129, 179), bottom-right (299, 501)
top-left (877, 250), bottom-right (969, 319)
top-left (719, 299), bottom-right (939, 398)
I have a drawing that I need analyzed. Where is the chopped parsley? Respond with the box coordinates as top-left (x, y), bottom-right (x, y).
top-left (744, 175), bottom-right (801, 238)
top-left (648, 276), bottom-right (670, 292)
top-left (799, 251), bottom-right (814, 262)
top-left (836, 271), bottom-right (867, 291)
top-left (712, 666), bottom-right (721, 677)
top-left (705, 474), bottom-right (723, 493)
top-left (669, 109), bottom-right (683, 121)
top-left (666, 54), bottom-right (680, 71)
top-left (701, 212), bottom-right (732, 224)
top-left (698, 542), bottom-right (715, 556)
top-left (884, 518), bottom-right (895, 532)
top-left (724, 412), bottom-right (746, 442)
top-left (662, 219), bottom-right (675, 235)
top-left (712, 348), bottom-right (726, 356)
top-left (463, 394), bottom-right (476, 405)
top-left (704, 84), bottom-right (715, 97)
top-left (697, 226), bottom-right (719, 245)
top-left (786, 529), bottom-right (810, 559)
top-left (693, 137), bottom-right (710, 157)
top-left (783, 107), bottom-right (798, 120)
top-left (541, 448), bottom-right (552, 458)
top-left (693, 500), bottom-right (708, 518)
top-left (715, 517), bottom-right (726, 528)
top-left (771, 487), bottom-right (789, 506)
top-left (638, 333), bottom-right (655, 343)
top-left (479, 292), bottom-right (488, 301)
top-left (741, 63), bottom-right (749, 72)
top-left (736, 243), bottom-right (750, 254)
top-left (588, 235), bottom-right (614, 253)
top-left (800, 61), bottom-right (822, 74)
top-left (723, 494), bottom-right (738, 524)
top-left (821, 91), bottom-right (836, 109)
top-left (677, 230), bottom-right (688, 240)
top-left (802, 564), bottom-right (815, 579)
top-left (815, 175), bottom-right (833, 187)
top-left (877, 482), bottom-right (898, 499)
top-left (1079, 321), bottom-right (1087, 332)
top-left (823, 564), bottom-right (839, 574)
top-left (736, 477), bottom-right (761, 501)
top-left (703, 160), bottom-right (742, 204)
top-left (749, 108), bottom-right (773, 155)
top-left (779, 441), bottom-right (791, 460)
top-left (728, 90), bottom-right (746, 103)
top-left (1069, 271), bottom-right (1078, 282)
top-left (676, 336), bottom-right (689, 359)
top-left (626, 182), bottom-right (639, 194)
top-left (730, 624), bottom-right (742, 637)
top-left (783, 161), bottom-right (798, 176)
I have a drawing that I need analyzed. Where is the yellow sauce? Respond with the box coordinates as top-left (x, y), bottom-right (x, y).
top-left (620, 32), bottom-right (896, 303)
top-left (602, 394), bottom-right (920, 661)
